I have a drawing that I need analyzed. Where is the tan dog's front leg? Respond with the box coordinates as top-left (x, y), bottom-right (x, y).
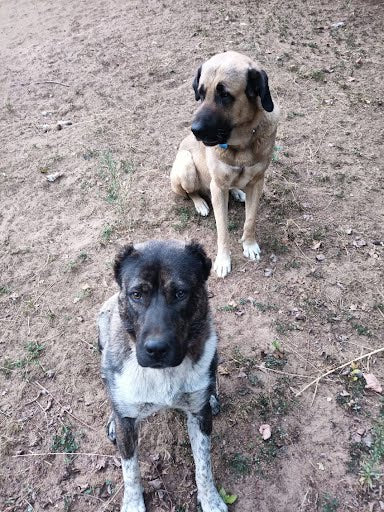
top-left (242, 176), bottom-right (264, 261)
top-left (210, 180), bottom-right (231, 277)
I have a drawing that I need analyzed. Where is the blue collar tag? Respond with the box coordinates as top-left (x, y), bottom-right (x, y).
top-left (219, 143), bottom-right (228, 149)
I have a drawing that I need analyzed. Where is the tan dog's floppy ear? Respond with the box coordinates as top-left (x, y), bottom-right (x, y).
top-left (186, 241), bottom-right (212, 281)
top-left (245, 68), bottom-right (274, 112)
top-left (114, 244), bottom-right (137, 287)
top-left (192, 65), bottom-right (202, 101)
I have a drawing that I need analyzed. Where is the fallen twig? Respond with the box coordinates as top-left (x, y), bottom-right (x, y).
top-left (13, 451), bottom-right (115, 458)
top-left (101, 481), bottom-right (124, 511)
top-left (34, 381), bottom-right (97, 431)
top-left (296, 346), bottom-right (384, 397)
top-left (35, 80), bottom-right (70, 87)
top-left (255, 365), bottom-right (313, 379)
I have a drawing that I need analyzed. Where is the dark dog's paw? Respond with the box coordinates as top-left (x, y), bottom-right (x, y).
top-left (210, 394), bottom-right (221, 416)
top-left (106, 413), bottom-right (116, 444)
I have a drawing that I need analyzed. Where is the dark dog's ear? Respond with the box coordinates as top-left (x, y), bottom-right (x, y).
top-left (245, 68), bottom-right (274, 112)
top-left (114, 244), bottom-right (137, 287)
top-left (192, 65), bottom-right (202, 101)
top-left (186, 241), bottom-right (212, 281)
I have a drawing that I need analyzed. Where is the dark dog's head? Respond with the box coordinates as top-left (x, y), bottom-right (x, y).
top-left (114, 240), bottom-right (212, 369)
top-left (191, 51), bottom-right (274, 147)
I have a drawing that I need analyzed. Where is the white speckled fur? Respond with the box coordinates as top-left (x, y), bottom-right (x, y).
top-left (112, 325), bottom-right (217, 420)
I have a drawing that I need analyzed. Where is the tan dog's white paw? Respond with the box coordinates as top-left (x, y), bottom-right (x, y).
top-left (190, 195), bottom-right (210, 216)
top-left (243, 241), bottom-right (261, 261)
top-left (230, 188), bottom-right (246, 202)
top-left (214, 252), bottom-right (231, 278)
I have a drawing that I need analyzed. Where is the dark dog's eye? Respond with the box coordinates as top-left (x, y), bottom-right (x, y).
top-left (175, 290), bottom-right (186, 300)
top-left (130, 291), bottom-right (142, 301)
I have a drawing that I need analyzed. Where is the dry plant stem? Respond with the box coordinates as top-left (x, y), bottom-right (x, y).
top-left (255, 365), bottom-right (312, 379)
top-left (13, 451), bottom-right (116, 458)
top-left (35, 80), bottom-right (70, 87)
top-left (296, 346), bottom-right (384, 397)
top-left (34, 381), bottom-right (97, 431)
top-left (101, 482), bottom-right (124, 511)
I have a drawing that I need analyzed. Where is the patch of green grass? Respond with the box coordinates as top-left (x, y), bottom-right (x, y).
top-left (228, 220), bottom-right (239, 232)
top-left (275, 321), bottom-right (296, 335)
top-left (321, 494), bottom-right (339, 512)
top-left (287, 111), bottom-right (305, 120)
top-left (217, 304), bottom-right (239, 313)
top-left (0, 285), bottom-right (11, 295)
top-left (352, 323), bottom-right (372, 337)
top-left (120, 160), bottom-right (135, 174)
top-left (26, 342), bottom-right (44, 361)
top-left (82, 149), bottom-right (99, 160)
top-left (99, 151), bottom-right (120, 203)
top-left (348, 442), bottom-right (369, 474)
top-left (173, 206), bottom-right (192, 232)
top-left (272, 144), bottom-right (283, 163)
top-left (228, 452), bottom-right (252, 476)
top-left (359, 415), bottom-right (384, 489)
top-left (284, 259), bottom-right (301, 270)
top-left (66, 251), bottom-right (88, 272)
top-left (52, 425), bottom-right (79, 457)
top-left (1, 341), bottom-right (45, 377)
top-left (309, 69), bottom-right (326, 82)
top-left (100, 224), bottom-right (115, 245)
top-left (253, 301), bottom-right (278, 313)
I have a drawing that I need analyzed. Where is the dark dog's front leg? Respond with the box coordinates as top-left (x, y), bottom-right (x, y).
top-left (113, 415), bottom-right (145, 512)
top-left (187, 404), bottom-right (227, 512)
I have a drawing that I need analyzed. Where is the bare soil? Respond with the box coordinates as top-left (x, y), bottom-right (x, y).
top-left (1, 0), bottom-right (383, 511)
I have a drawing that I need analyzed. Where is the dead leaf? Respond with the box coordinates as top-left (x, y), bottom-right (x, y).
top-left (259, 424), bottom-right (271, 440)
top-left (363, 373), bottom-right (383, 394)
top-left (218, 366), bottom-right (230, 376)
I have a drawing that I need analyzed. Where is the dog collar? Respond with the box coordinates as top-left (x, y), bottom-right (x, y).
top-left (218, 128), bottom-right (257, 151)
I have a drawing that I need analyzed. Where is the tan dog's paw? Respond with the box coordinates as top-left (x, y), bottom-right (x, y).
top-left (214, 252), bottom-right (231, 278)
top-left (230, 188), bottom-right (246, 202)
top-left (190, 194), bottom-right (210, 216)
top-left (243, 240), bottom-right (261, 261)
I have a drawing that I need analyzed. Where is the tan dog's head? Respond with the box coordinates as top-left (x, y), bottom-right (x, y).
top-left (191, 51), bottom-right (274, 147)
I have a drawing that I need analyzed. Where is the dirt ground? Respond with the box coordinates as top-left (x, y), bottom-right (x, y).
top-left (1, 0), bottom-right (383, 511)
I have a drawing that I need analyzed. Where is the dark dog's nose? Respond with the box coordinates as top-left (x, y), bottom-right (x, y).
top-left (191, 121), bottom-right (204, 140)
top-left (145, 339), bottom-right (169, 360)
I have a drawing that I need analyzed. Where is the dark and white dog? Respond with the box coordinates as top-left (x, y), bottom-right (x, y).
top-left (98, 240), bottom-right (227, 512)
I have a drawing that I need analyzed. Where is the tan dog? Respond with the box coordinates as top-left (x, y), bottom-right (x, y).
top-left (171, 51), bottom-right (280, 277)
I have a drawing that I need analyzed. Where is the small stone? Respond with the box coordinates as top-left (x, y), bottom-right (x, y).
top-left (46, 172), bottom-right (63, 182)
top-left (148, 478), bottom-right (162, 490)
top-left (353, 239), bottom-right (367, 248)
top-left (362, 432), bottom-right (373, 449)
top-left (316, 254), bottom-right (326, 261)
top-left (357, 427), bottom-right (365, 436)
top-left (264, 268), bottom-right (273, 277)
top-left (41, 124), bottom-right (51, 132)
